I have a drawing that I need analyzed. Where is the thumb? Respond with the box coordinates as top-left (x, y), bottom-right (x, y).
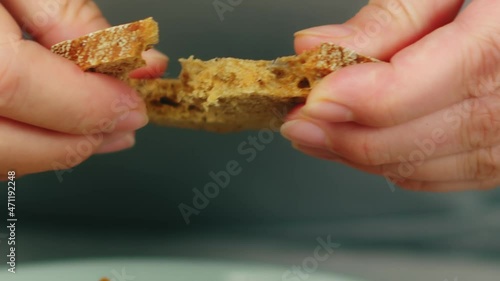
top-left (295, 0), bottom-right (464, 60)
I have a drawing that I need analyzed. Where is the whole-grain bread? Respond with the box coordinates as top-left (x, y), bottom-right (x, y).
top-left (52, 18), bottom-right (378, 132)
top-left (51, 17), bottom-right (159, 79)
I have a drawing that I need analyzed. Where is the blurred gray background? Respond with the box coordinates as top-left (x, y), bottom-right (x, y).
top-left (1, 0), bottom-right (499, 280)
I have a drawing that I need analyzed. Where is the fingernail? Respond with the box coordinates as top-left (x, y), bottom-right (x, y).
top-left (303, 102), bottom-right (353, 122)
top-left (295, 24), bottom-right (355, 38)
top-left (281, 120), bottom-right (327, 148)
top-left (100, 131), bottom-right (130, 146)
top-left (131, 49), bottom-right (169, 79)
top-left (114, 110), bottom-right (149, 131)
top-left (96, 133), bottom-right (136, 154)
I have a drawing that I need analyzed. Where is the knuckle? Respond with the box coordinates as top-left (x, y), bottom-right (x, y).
top-left (0, 51), bottom-right (21, 110)
top-left (56, 0), bottom-right (91, 19)
top-left (67, 74), bottom-right (103, 134)
top-left (461, 98), bottom-right (500, 150)
top-left (458, 20), bottom-right (500, 99)
top-left (465, 66), bottom-right (500, 99)
top-left (328, 131), bottom-right (388, 166)
top-left (464, 62), bottom-right (500, 101)
top-left (367, 0), bottom-right (419, 31)
top-left (390, 1), bottom-right (420, 31)
top-left (71, 99), bottom-right (95, 133)
top-left (62, 0), bottom-right (104, 25)
top-left (469, 147), bottom-right (500, 180)
top-left (361, 69), bottom-right (402, 127)
top-left (39, 0), bottom-right (105, 41)
top-left (359, 135), bottom-right (387, 165)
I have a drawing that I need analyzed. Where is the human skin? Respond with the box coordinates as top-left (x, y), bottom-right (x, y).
top-left (281, 0), bottom-right (500, 191)
top-left (0, 0), bottom-right (168, 178)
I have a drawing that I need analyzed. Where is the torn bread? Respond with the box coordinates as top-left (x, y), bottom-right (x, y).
top-left (51, 17), bottom-right (159, 79)
top-left (51, 18), bottom-right (378, 132)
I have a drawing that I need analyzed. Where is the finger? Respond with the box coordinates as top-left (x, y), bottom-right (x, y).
top-left (0, 3), bottom-right (21, 38)
top-left (292, 143), bottom-right (499, 191)
top-left (0, 39), bottom-right (149, 134)
top-left (0, 119), bottom-right (137, 177)
top-left (129, 49), bottom-right (169, 79)
top-left (292, 143), bottom-right (340, 162)
top-left (282, 101), bottom-right (477, 166)
top-left (285, 104), bottom-right (305, 122)
top-left (295, 94), bottom-right (500, 166)
top-left (300, 1), bottom-right (500, 127)
top-left (295, 0), bottom-right (464, 60)
top-left (406, 148), bottom-right (500, 183)
top-left (0, 117), bottom-right (99, 177)
top-left (395, 179), bottom-right (499, 192)
top-left (2, 0), bottom-right (168, 78)
top-left (329, 144), bottom-right (500, 182)
top-left (283, 119), bottom-right (396, 165)
top-left (294, 124), bottom-right (500, 182)
top-left (281, 119), bottom-right (329, 149)
top-left (96, 131), bottom-right (135, 154)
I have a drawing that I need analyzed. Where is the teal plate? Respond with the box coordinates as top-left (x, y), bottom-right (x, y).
top-left (0, 258), bottom-right (366, 281)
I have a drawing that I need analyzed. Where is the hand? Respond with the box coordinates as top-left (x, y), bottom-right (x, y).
top-left (281, 0), bottom-right (500, 191)
top-left (0, 0), bottom-right (168, 178)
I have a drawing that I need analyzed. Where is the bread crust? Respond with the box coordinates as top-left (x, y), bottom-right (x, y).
top-left (51, 17), bottom-right (159, 79)
top-left (51, 18), bottom-right (378, 132)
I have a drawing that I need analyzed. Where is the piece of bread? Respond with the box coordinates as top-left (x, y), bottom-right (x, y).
top-left (51, 17), bottom-right (159, 79)
top-left (51, 18), bottom-right (378, 132)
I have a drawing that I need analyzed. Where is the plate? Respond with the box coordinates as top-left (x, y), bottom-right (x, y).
top-left (0, 258), bottom-right (365, 281)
